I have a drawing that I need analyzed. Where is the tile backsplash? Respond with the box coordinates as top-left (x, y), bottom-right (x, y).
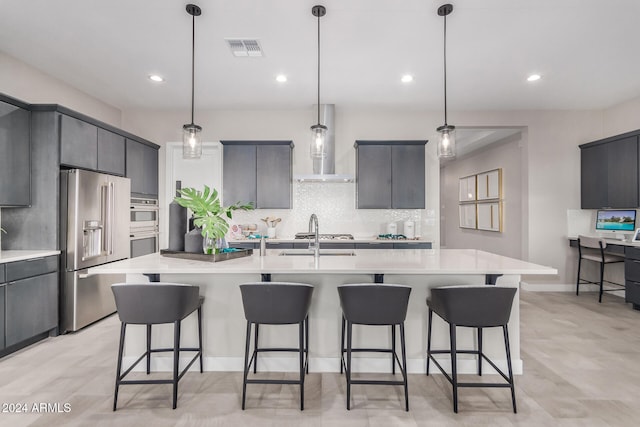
top-left (229, 182), bottom-right (434, 239)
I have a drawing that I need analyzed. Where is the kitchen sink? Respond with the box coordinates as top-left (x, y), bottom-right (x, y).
top-left (279, 249), bottom-right (356, 257)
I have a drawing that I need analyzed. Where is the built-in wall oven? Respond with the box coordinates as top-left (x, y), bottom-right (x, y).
top-left (130, 197), bottom-right (159, 258)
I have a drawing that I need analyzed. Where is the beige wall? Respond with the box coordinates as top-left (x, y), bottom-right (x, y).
top-left (441, 134), bottom-right (524, 258)
top-left (603, 95), bottom-right (640, 136)
top-left (0, 51), bottom-right (121, 126)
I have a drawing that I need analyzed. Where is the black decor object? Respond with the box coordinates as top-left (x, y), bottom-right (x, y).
top-left (168, 181), bottom-right (187, 251)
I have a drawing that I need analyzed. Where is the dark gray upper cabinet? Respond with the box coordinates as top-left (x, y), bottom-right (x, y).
top-left (0, 280), bottom-right (5, 350)
top-left (126, 138), bottom-right (159, 197)
top-left (355, 140), bottom-right (427, 209)
top-left (221, 141), bottom-right (293, 209)
top-left (60, 114), bottom-right (98, 170)
top-left (580, 133), bottom-right (639, 209)
top-left (97, 128), bottom-right (125, 176)
top-left (0, 98), bottom-right (30, 207)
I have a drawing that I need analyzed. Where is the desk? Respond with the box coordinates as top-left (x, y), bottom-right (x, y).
top-left (568, 237), bottom-right (640, 310)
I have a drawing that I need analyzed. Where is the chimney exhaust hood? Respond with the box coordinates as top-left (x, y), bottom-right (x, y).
top-left (295, 104), bottom-right (354, 182)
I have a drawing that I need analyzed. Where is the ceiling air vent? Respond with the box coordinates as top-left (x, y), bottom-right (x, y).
top-left (225, 39), bottom-right (263, 57)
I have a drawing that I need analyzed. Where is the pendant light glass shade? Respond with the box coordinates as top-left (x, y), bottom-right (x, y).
top-left (183, 4), bottom-right (202, 159)
top-left (310, 124), bottom-right (328, 158)
top-left (183, 123), bottom-right (203, 159)
top-left (437, 124), bottom-right (456, 158)
top-left (310, 5), bottom-right (327, 159)
top-left (436, 4), bottom-right (455, 159)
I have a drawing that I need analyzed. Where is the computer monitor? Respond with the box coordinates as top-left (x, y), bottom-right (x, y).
top-left (595, 209), bottom-right (637, 234)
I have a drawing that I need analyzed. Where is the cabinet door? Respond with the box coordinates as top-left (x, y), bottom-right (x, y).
top-left (357, 145), bottom-right (392, 208)
top-left (256, 145), bottom-right (291, 208)
top-left (391, 144), bottom-right (425, 208)
top-left (143, 143), bottom-right (159, 197)
top-left (6, 272), bottom-right (58, 347)
top-left (97, 128), bottom-right (125, 176)
top-left (126, 139), bottom-right (145, 195)
top-left (0, 284), bottom-right (5, 350)
top-left (607, 136), bottom-right (638, 208)
top-left (0, 102), bottom-right (30, 206)
top-left (60, 114), bottom-right (98, 170)
top-left (580, 144), bottom-right (608, 209)
top-left (223, 145), bottom-right (257, 207)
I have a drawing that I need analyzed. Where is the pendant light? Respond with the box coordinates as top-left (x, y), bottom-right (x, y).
top-left (436, 4), bottom-right (456, 159)
top-left (310, 5), bottom-right (327, 159)
top-left (183, 4), bottom-right (203, 159)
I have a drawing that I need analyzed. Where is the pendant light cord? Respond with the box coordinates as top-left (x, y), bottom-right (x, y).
top-left (190, 12), bottom-right (196, 125)
top-left (443, 12), bottom-right (448, 126)
top-left (316, 12), bottom-right (321, 125)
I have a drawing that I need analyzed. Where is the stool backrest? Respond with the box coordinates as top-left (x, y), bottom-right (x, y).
top-left (428, 286), bottom-right (516, 327)
top-left (578, 235), bottom-right (606, 250)
top-left (338, 284), bottom-right (411, 325)
top-left (111, 283), bottom-right (200, 325)
top-left (240, 282), bottom-right (314, 324)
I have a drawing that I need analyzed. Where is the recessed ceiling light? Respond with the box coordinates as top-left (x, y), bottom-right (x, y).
top-left (276, 74), bottom-right (287, 83)
top-left (401, 74), bottom-right (414, 83)
top-left (148, 74), bottom-right (164, 82)
top-left (527, 74), bottom-right (541, 82)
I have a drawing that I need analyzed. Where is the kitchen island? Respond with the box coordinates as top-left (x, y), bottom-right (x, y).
top-left (89, 249), bottom-right (556, 375)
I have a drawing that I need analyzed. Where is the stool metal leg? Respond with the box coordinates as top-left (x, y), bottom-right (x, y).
top-left (477, 327), bottom-right (483, 376)
top-left (599, 261), bottom-right (605, 303)
top-left (305, 315), bottom-right (310, 374)
top-left (426, 309), bottom-right (433, 375)
top-left (391, 324), bottom-right (396, 375)
top-left (242, 321), bottom-right (251, 410)
top-left (146, 324), bottom-right (152, 374)
top-left (254, 323), bottom-right (260, 373)
top-left (113, 322), bottom-right (126, 411)
top-left (198, 306), bottom-right (204, 373)
top-left (346, 320), bottom-right (352, 410)
top-left (172, 320), bottom-right (181, 410)
top-left (299, 321), bottom-right (305, 411)
top-left (576, 256), bottom-right (582, 295)
top-left (400, 322), bottom-right (409, 412)
top-left (503, 325), bottom-right (517, 413)
top-left (450, 323), bottom-right (458, 413)
top-left (340, 315), bottom-right (346, 374)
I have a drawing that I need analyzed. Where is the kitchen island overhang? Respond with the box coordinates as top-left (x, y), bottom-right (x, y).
top-left (89, 249), bottom-right (556, 375)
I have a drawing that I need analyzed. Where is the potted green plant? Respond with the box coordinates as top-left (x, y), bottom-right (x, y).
top-left (174, 185), bottom-right (253, 254)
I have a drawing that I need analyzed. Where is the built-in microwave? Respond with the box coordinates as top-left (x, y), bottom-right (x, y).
top-left (130, 197), bottom-right (159, 257)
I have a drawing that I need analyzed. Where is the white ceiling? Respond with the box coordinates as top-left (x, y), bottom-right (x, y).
top-left (1, 0), bottom-right (640, 112)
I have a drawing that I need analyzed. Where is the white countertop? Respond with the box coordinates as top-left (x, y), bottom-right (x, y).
top-left (0, 250), bottom-right (61, 264)
top-left (88, 249), bottom-right (556, 276)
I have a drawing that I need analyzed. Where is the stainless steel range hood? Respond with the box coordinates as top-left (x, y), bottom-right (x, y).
top-left (295, 104), bottom-right (354, 182)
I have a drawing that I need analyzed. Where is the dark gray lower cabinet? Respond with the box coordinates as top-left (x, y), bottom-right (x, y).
top-left (355, 242), bottom-right (394, 249)
top-left (5, 272), bottom-right (57, 347)
top-left (0, 99), bottom-right (30, 207)
top-left (2, 256), bottom-right (58, 353)
top-left (625, 246), bottom-right (640, 309)
top-left (232, 242), bottom-right (258, 250)
top-left (392, 242), bottom-right (432, 249)
top-left (0, 284), bottom-right (5, 350)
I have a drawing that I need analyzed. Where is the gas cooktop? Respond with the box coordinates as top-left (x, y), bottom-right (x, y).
top-left (294, 233), bottom-right (354, 240)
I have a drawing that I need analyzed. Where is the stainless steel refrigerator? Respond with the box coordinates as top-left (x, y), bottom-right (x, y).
top-left (60, 169), bottom-right (130, 332)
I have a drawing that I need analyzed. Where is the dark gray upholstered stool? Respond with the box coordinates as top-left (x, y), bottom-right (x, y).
top-left (338, 283), bottom-right (412, 411)
top-left (426, 285), bottom-right (517, 413)
top-left (240, 282), bottom-right (314, 410)
top-left (111, 283), bottom-right (204, 410)
top-left (576, 235), bottom-right (625, 302)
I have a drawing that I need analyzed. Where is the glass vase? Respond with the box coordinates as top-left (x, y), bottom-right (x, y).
top-left (203, 235), bottom-right (216, 254)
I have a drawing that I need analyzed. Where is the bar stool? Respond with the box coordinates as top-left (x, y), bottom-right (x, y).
top-left (576, 235), bottom-right (625, 302)
top-left (338, 283), bottom-right (412, 411)
top-left (240, 282), bottom-right (314, 410)
top-left (111, 283), bottom-right (204, 410)
top-left (426, 285), bottom-right (517, 413)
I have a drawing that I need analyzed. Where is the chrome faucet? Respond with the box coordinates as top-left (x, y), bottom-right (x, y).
top-left (308, 213), bottom-right (320, 258)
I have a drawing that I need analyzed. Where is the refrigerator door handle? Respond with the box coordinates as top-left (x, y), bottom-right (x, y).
top-left (107, 181), bottom-right (115, 255)
top-left (101, 183), bottom-right (109, 256)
